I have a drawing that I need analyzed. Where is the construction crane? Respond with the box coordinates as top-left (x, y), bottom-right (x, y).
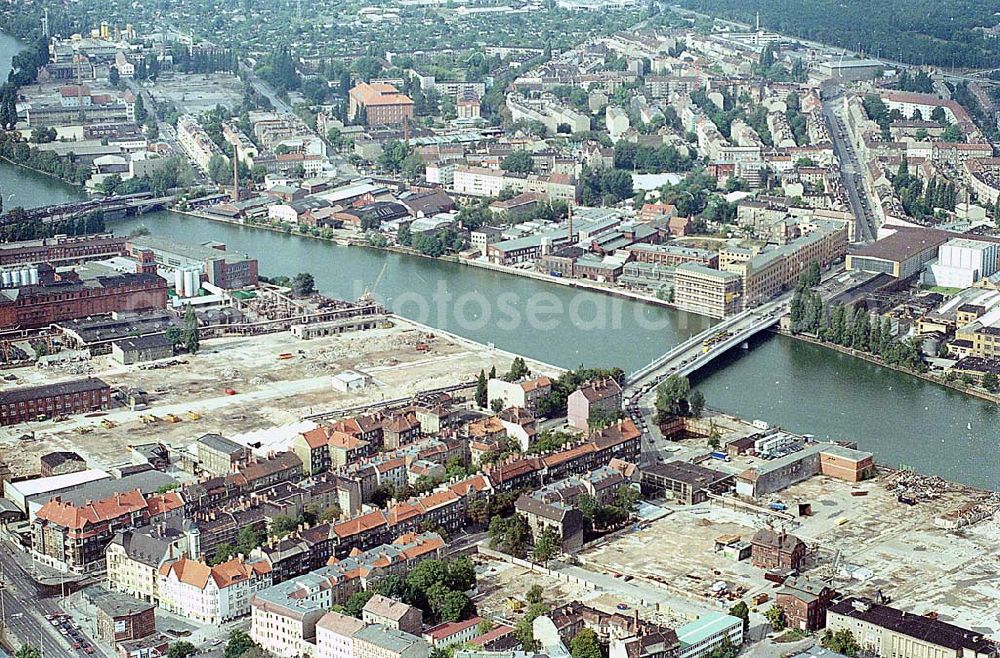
top-left (359, 260), bottom-right (389, 303)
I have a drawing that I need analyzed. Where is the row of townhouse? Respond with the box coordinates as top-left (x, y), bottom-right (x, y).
top-left (32, 489), bottom-right (184, 574)
top-left (483, 419), bottom-right (642, 493)
top-left (250, 532), bottom-right (444, 656)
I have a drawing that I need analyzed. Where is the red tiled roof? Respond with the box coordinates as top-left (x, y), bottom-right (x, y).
top-left (35, 489), bottom-right (148, 531)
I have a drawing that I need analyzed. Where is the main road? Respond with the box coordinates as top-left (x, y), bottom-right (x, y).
top-left (0, 542), bottom-right (76, 657)
top-left (823, 92), bottom-right (878, 242)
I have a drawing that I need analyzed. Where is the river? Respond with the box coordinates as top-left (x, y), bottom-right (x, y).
top-left (0, 34), bottom-right (996, 490)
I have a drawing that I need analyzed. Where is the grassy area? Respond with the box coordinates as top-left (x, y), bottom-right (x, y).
top-left (774, 629), bottom-right (810, 643)
top-left (923, 286), bottom-right (963, 296)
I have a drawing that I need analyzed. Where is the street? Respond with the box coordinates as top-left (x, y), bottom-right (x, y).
top-left (0, 543), bottom-right (77, 657)
top-left (822, 92), bottom-right (877, 242)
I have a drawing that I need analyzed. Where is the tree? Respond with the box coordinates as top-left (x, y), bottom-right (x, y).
top-left (345, 590), bottom-right (374, 618)
top-left (490, 398), bottom-right (504, 414)
top-left (223, 630), bottom-right (257, 658)
top-left (526, 584), bottom-right (545, 605)
top-left (488, 514), bottom-right (530, 558)
top-left (109, 66), bottom-right (121, 86)
top-left (15, 646), bottom-right (42, 658)
top-left (501, 150), bottom-right (534, 174)
top-left (236, 525), bottom-right (264, 555)
top-left (270, 515), bottom-right (301, 538)
top-left (207, 154), bottom-right (230, 184)
top-left (476, 370), bottom-right (488, 408)
top-left (516, 602), bottom-right (548, 652)
top-left (291, 272), bottom-right (316, 296)
top-left (167, 642), bottom-right (197, 658)
top-left (101, 174), bottom-right (123, 196)
top-left (504, 357), bottom-right (530, 381)
top-left (532, 526), bottom-right (560, 563)
top-left (655, 374), bottom-right (691, 421)
top-left (821, 629), bottom-right (861, 657)
top-left (983, 371), bottom-right (999, 393)
top-left (688, 390), bottom-right (705, 417)
top-left (570, 629), bottom-right (602, 658)
top-left (165, 326), bottom-right (182, 350)
top-left (182, 305), bottom-right (200, 354)
top-left (729, 601), bottom-right (750, 634)
top-left (765, 605), bottom-right (787, 631)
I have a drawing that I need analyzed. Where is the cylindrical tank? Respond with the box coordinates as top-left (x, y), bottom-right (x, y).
top-left (28, 268), bottom-right (38, 285)
top-left (183, 269), bottom-right (197, 297)
top-left (2, 271), bottom-right (12, 288)
top-left (11, 270), bottom-right (22, 287)
top-left (174, 269), bottom-right (184, 295)
top-left (20, 268), bottom-right (31, 286)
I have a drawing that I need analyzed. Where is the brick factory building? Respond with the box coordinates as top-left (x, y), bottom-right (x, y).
top-left (0, 272), bottom-right (167, 330)
top-left (93, 590), bottom-right (157, 645)
top-left (0, 378), bottom-right (111, 425)
top-left (348, 82), bottom-right (415, 127)
top-left (0, 234), bottom-right (127, 267)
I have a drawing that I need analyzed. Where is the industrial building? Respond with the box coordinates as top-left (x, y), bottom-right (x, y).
top-left (673, 264), bottom-right (743, 318)
top-left (676, 613), bottom-right (745, 658)
top-left (640, 461), bottom-right (733, 505)
top-left (827, 598), bottom-right (997, 658)
top-left (0, 271), bottom-right (168, 331)
top-left (925, 238), bottom-right (1000, 289)
top-left (127, 235), bottom-right (258, 289)
top-left (0, 378), bottom-right (111, 426)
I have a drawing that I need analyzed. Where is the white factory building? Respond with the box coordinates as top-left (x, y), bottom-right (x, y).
top-left (925, 238), bottom-right (999, 289)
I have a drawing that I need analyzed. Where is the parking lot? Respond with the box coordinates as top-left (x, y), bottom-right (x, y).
top-left (45, 612), bottom-right (98, 657)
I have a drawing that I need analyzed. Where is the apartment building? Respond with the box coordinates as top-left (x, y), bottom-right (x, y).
top-left (251, 533), bottom-right (443, 657)
top-left (158, 555), bottom-right (272, 625)
top-left (486, 376), bottom-right (552, 415)
top-left (32, 489), bottom-right (183, 574)
top-left (176, 114), bottom-right (225, 173)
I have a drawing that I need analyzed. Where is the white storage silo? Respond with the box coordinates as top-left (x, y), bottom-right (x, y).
top-left (20, 268), bottom-right (31, 286)
top-left (174, 269), bottom-right (184, 296)
top-left (28, 268), bottom-right (38, 285)
top-left (2, 271), bottom-right (12, 288)
top-left (183, 268), bottom-right (198, 297)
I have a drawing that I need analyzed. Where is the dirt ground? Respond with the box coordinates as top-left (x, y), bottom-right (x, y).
top-left (0, 319), bottom-right (558, 478)
top-left (579, 473), bottom-right (1000, 638)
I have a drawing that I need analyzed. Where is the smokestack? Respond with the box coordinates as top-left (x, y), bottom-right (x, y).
top-left (568, 205), bottom-right (574, 242)
top-left (232, 146), bottom-right (240, 203)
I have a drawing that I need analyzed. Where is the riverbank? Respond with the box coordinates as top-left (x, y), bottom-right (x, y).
top-left (175, 207), bottom-right (999, 408)
top-left (0, 152), bottom-right (88, 189)
top-left (779, 329), bottom-right (1000, 404)
top-left (178, 207), bottom-right (684, 311)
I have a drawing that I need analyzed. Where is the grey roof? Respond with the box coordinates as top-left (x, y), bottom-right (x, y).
top-left (352, 623), bottom-right (429, 653)
top-left (643, 461), bottom-right (730, 488)
top-left (196, 433), bottom-right (246, 457)
top-left (110, 526), bottom-right (184, 568)
top-left (40, 451), bottom-right (86, 469)
top-left (27, 469), bottom-right (177, 508)
top-left (88, 587), bottom-right (155, 617)
top-left (0, 378), bottom-right (109, 405)
top-left (114, 333), bottom-right (173, 352)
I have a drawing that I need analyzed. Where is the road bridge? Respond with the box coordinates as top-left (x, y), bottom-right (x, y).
top-left (626, 297), bottom-right (789, 392)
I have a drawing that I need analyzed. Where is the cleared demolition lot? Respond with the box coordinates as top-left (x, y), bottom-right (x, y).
top-left (143, 72), bottom-right (245, 115)
top-left (580, 473), bottom-right (1000, 638)
top-left (0, 319), bottom-right (558, 477)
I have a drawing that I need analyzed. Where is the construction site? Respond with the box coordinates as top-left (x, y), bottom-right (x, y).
top-left (0, 317), bottom-right (558, 478)
top-left (573, 469), bottom-right (1000, 638)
